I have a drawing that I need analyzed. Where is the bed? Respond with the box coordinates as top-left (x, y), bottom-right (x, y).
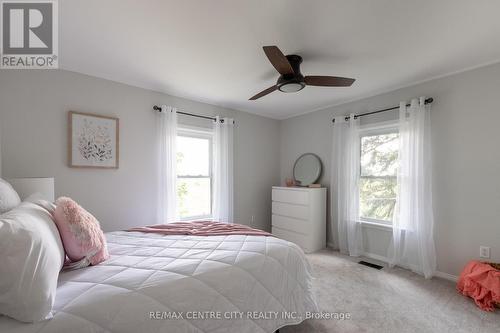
top-left (0, 231), bottom-right (317, 333)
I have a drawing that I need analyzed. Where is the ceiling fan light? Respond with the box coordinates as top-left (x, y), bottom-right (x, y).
top-left (278, 82), bottom-right (305, 93)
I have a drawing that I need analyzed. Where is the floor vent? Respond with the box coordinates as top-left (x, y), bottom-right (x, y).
top-left (359, 261), bottom-right (383, 270)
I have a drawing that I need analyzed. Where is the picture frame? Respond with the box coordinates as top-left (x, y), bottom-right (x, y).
top-left (68, 111), bottom-right (119, 169)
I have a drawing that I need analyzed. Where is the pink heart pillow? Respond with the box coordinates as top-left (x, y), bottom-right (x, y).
top-left (53, 197), bottom-right (109, 268)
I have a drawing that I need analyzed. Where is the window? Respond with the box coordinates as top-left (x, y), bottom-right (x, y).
top-left (176, 128), bottom-right (212, 220)
top-left (359, 126), bottom-right (399, 224)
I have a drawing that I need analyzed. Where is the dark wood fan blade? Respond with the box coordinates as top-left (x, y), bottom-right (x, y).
top-left (249, 85), bottom-right (278, 100)
top-left (305, 76), bottom-right (355, 87)
top-left (263, 46), bottom-right (294, 75)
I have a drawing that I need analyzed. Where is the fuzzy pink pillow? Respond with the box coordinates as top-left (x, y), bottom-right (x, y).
top-left (53, 197), bottom-right (109, 268)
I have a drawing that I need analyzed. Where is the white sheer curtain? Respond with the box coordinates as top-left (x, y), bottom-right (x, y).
top-left (331, 115), bottom-right (363, 256)
top-left (390, 97), bottom-right (436, 278)
top-left (212, 116), bottom-right (234, 223)
top-left (157, 105), bottom-right (178, 223)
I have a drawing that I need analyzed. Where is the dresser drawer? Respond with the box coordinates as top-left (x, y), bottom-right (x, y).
top-left (272, 201), bottom-right (309, 220)
top-left (272, 214), bottom-right (308, 234)
top-left (272, 188), bottom-right (309, 205)
top-left (272, 226), bottom-right (308, 251)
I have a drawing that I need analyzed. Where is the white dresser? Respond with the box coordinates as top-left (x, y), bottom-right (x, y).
top-left (271, 186), bottom-right (326, 253)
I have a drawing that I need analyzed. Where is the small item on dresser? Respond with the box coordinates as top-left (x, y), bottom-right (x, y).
top-left (293, 153), bottom-right (322, 186)
top-left (285, 178), bottom-right (296, 187)
top-left (308, 184), bottom-right (321, 188)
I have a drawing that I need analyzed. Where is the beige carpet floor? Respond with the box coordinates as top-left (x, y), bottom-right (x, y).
top-left (282, 250), bottom-right (500, 333)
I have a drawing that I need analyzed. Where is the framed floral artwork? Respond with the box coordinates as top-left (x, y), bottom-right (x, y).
top-left (68, 111), bottom-right (119, 169)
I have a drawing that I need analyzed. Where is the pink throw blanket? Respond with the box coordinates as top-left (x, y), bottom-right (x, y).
top-left (457, 260), bottom-right (500, 311)
top-left (127, 221), bottom-right (272, 237)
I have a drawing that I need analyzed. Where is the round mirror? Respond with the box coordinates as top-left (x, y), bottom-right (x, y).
top-left (293, 153), bottom-right (322, 186)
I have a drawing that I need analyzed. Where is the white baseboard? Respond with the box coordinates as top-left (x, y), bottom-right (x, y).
top-left (434, 271), bottom-right (458, 282)
top-left (323, 248), bottom-right (459, 282)
top-left (361, 252), bottom-right (388, 263)
top-left (362, 252), bottom-right (459, 282)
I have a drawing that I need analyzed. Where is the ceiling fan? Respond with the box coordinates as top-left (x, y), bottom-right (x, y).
top-left (249, 46), bottom-right (355, 100)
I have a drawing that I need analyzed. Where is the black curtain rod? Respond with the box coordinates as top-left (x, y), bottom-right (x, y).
top-left (331, 97), bottom-right (433, 123)
top-left (152, 105), bottom-right (234, 124)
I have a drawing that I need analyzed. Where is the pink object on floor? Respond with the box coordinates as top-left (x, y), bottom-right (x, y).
top-left (457, 260), bottom-right (500, 311)
top-left (128, 220), bottom-right (273, 237)
top-left (53, 197), bottom-right (109, 268)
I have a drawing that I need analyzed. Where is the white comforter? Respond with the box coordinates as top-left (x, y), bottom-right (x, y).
top-left (0, 231), bottom-right (317, 333)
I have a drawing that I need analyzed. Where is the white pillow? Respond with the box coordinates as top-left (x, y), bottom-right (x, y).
top-left (0, 178), bottom-right (21, 214)
top-left (0, 201), bottom-right (65, 322)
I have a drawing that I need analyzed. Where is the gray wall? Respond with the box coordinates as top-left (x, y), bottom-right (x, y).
top-left (280, 62), bottom-right (500, 276)
top-left (1, 62), bottom-right (499, 278)
top-left (0, 70), bottom-right (280, 232)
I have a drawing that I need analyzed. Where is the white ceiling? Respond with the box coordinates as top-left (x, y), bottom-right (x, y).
top-left (60, 0), bottom-right (500, 119)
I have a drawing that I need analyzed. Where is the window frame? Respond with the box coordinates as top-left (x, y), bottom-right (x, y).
top-left (177, 125), bottom-right (214, 221)
top-left (358, 121), bottom-right (399, 226)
